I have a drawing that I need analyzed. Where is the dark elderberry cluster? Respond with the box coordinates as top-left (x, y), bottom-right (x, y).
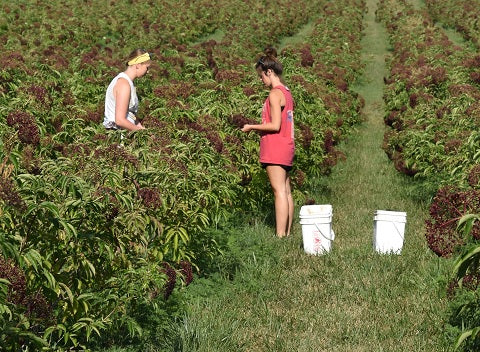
top-left (384, 109), bottom-right (402, 129)
top-left (239, 172), bottom-right (252, 187)
top-left (300, 45), bottom-right (314, 68)
top-left (0, 51), bottom-right (25, 70)
top-left (425, 186), bottom-right (480, 257)
top-left (290, 75), bottom-right (316, 95)
top-left (294, 169), bottom-right (306, 188)
top-left (94, 186), bottom-right (120, 221)
top-left (153, 80), bottom-right (195, 109)
top-left (470, 71), bottom-right (480, 84)
top-left (223, 134), bottom-right (242, 150)
top-left (321, 92), bottom-right (342, 115)
top-left (299, 123), bottom-right (314, 149)
top-left (332, 67), bottom-right (348, 92)
top-left (0, 256), bottom-right (26, 306)
top-left (6, 110), bottom-right (40, 146)
top-left (93, 144), bottom-right (139, 168)
top-left (228, 114), bottom-right (257, 129)
top-left (464, 53), bottom-right (480, 69)
top-left (468, 164), bottom-right (480, 188)
top-left (138, 187), bottom-right (162, 209)
top-left (154, 80), bottom-right (194, 101)
top-left (141, 116), bottom-right (168, 130)
top-left (215, 69), bottom-right (244, 86)
top-left (392, 152), bottom-right (418, 176)
top-left (323, 129), bottom-right (335, 154)
top-left (180, 116), bottom-right (225, 154)
top-left (42, 45), bottom-right (69, 70)
top-left (447, 271), bottom-right (480, 299)
top-left (180, 260), bottom-right (193, 286)
top-left (408, 91), bottom-right (433, 109)
top-left (242, 86), bottom-right (256, 98)
top-left (444, 138), bottom-right (463, 154)
top-left (20, 145), bottom-right (41, 175)
top-left (203, 40), bottom-right (218, 79)
top-left (157, 261), bottom-right (194, 300)
top-left (0, 172), bottom-right (26, 211)
top-left (162, 262), bottom-right (177, 300)
top-left (27, 84), bottom-right (49, 107)
top-left (80, 106), bottom-right (103, 124)
top-left (448, 83), bottom-right (480, 98)
top-left (0, 256), bottom-right (52, 323)
top-left (61, 143), bottom-right (92, 158)
top-left (80, 48), bottom-right (100, 68)
top-left (435, 105), bottom-right (451, 119)
top-left (321, 129), bottom-right (345, 170)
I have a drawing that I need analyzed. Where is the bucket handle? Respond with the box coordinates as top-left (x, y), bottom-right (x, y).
top-left (376, 219), bottom-right (404, 242)
top-left (392, 221), bottom-right (404, 241)
top-left (313, 222), bottom-right (333, 241)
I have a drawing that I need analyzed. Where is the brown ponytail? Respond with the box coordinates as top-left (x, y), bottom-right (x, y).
top-left (256, 46), bottom-right (283, 76)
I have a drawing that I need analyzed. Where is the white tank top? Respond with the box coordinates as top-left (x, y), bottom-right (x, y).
top-left (103, 72), bottom-right (138, 129)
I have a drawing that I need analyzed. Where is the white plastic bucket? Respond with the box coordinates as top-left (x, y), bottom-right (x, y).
top-left (299, 205), bottom-right (334, 255)
top-left (373, 210), bottom-right (406, 254)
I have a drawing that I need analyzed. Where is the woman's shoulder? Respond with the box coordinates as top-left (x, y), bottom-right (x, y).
top-left (116, 73), bottom-right (134, 87)
top-left (270, 85), bottom-right (289, 99)
top-left (116, 76), bottom-right (131, 88)
top-left (270, 86), bottom-right (285, 95)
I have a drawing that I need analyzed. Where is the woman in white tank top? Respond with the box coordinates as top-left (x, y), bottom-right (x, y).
top-left (103, 49), bottom-right (151, 131)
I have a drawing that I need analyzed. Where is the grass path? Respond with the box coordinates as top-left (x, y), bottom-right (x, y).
top-left (178, 1), bottom-right (454, 351)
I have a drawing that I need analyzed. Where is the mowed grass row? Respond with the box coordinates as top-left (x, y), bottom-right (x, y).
top-left (171, 0), bottom-right (455, 351)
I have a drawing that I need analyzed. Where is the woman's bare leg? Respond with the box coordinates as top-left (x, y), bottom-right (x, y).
top-left (286, 174), bottom-right (294, 236)
top-left (266, 165), bottom-right (291, 237)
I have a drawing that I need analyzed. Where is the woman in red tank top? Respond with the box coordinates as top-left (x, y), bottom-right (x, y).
top-left (241, 47), bottom-right (295, 238)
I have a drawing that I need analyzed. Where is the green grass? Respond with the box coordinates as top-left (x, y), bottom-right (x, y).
top-left (169, 0), bottom-right (456, 351)
top-left (277, 20), bottom-right (316, 51)
top-left (191, 28), bottom-right (226, 46)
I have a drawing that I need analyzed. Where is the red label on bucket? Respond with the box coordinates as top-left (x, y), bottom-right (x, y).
top-left (313, 231), bottom-right (322, 253)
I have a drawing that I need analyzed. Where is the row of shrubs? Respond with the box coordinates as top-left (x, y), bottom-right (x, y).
top-left (377, 0), bottom-right (480, 350)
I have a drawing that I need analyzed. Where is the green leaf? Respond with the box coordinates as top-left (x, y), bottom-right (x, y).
top-left (59, 220), bottom-right (78, 238)
top-left (59, 282), bottom-right (74, 305)
top-left (21, 249), bottom-right (44, 271)
top-left (43, 323), bottom-right (67, 340)
top-left (455, 328), bottom-right (478, 350)
top-left (454, 245), bottom-right (480, 280)
top-left (25, 201), bottom-right (60, 218)
top-left (18, 331), bottom-right (49, 347)
top-left (0, 303), bottom-right (12, 319)
top-left (457, 214), bottom-right (479, 236)
top-left (42, 267), bottom-right (57, 291)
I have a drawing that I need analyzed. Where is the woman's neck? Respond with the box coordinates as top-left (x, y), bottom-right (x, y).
top-left (124, 66), bottom-right (137, 81)
top-left (270, 76), bottom-right (282, 88)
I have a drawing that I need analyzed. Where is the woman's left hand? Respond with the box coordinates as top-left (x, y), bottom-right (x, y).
top-left (241, 124), bottom-right (252, 132)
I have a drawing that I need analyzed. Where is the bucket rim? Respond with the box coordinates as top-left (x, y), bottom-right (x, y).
top-left (299, 204), bottom-right (333, 216)
top-left (374, 216), bottom-right (406, 223)
top-left (374, 210), bottom-right (406, 216)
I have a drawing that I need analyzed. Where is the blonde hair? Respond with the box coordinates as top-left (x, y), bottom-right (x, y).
top-left (126, 48), bottom-right (148, 67)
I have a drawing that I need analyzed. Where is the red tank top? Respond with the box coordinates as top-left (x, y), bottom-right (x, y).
top-left (259, 85), bottom-right (295, 166)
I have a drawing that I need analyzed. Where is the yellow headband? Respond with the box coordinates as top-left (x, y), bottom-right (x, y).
top-left (127, 52), bottom-right (151, 66)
